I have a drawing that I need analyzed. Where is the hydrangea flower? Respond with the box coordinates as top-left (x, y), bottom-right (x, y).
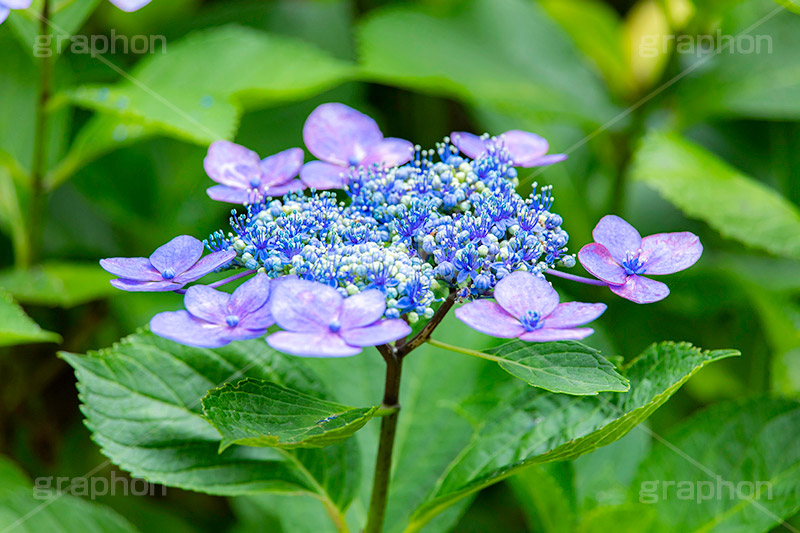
top-left (204, 141), bottom-right (305, 203)
top-left (100, 235), bottom-right (235, 292)
top-left (455, 271), bottom-right (606, 341)
top-left (150, 273), bottom-right (274, 348)
top-left (300, 103), bottom-right (414, 190)
top-left (0, 0), bottom-right (31, 24)
top-left (266, 278), bottom-right (412, 357)
top-left (451, 130), bottom-right (567, 168)
top-left (108, 0), bottom-right (153, 12)
top-left (578, 215), bottom-right (703, 304)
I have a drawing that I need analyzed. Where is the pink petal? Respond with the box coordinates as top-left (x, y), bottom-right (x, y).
top-left (499, 130), bottom-right (549, 165)
top-left (267, 331), bottom-right (361, 358)
top-left (361, 138), bottom-right (414, 168)
top-left (454, 300), bottom-right (526, 338)
top-left (639, 232), bottom-right (703, 275)
top-left (260, 147), bottom-right (304, 184)
top-left (543, 302), bottom-right (606, 329)
top-left (340, 290), bottom-right (386, 330)
top-left (450, 131), bottom-right (486, 159)
top-left (303, 103), bottom-right (383, 166)
top-left (149, 235), bottom-right (204, 276)
top-left (150, 311), bottom-right (233, 348)
top-left (100, 257), bottom-right (162, 281)
top-left (519, 327), bottom-right (595, 342)
top-left (183, 285), bottom-right (231, 323)
top-left (110, 279), bottom-right (182, 292)
top-left (206, 185), bottom-right (249, 204)
top-left (493, 271), bottom-right (559, 319)
top-left (592, 215), bottom-right (643, 264)
top-left (300, 161), bottom-right (348, 190)
top-left (203, 140), bottom-right (261, 188)
top-left (341, 319), bottom-right (411, 347)
top-left (577, 243), bottom-right (627, 285)
top-left (263, 179), bottom-right (306, 197)
top-left (609, 275), bottom-right (670, 304)
top-left (177, 250), bottom-right (236, 283)
top-left (270, 278), bottom-right (343, 332)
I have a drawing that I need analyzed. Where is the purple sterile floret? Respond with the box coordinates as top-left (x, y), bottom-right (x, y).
top-left (578, 215), bottom-right (703, 304)
top-left (299, 103), bottom-right (414, 190)
top-left (204, 141), bottom-right (305, 204)
top-left (150, 273), bottom-right (274, 348)
top-left (266, 278), bottom-right (412, 357)
top-left (455, 271), bottom-right (606, 342)
top-left (108, 0), bottom-right (152, 11)
top-left (450, 130), bottom-right (567, 168)
top-left (100, 235), bottom-right (235, 292)
top-left (0, 0), bottom-right (32, 24)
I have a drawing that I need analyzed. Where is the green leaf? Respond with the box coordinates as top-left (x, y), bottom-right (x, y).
top-left (406, 341), bottom-right (739, 530)
top-left (60, 331), bottom-right (361, 523)
top-left (66, 25), bottom-right (355, 144)
top-left (631, 397), bottom-right (800, 532)
top-left (0, 262), bottom-right (117, 308)
top-left (7, 0), bottom-right (103, 58)
top-left (203, 378), bottom-right (378, 451)
top-left (357, 0), bottom-right (618, 127)
top-left (483, 340), bottom-right (630, 395)
top-left (0, 289), bottom-right (61, 347)
top-left (509, 463), bottom-right (577, 533)
top-left (0, 455), bottom-right (139, 532)
top-left (630, 131), bottom-right (800, 260)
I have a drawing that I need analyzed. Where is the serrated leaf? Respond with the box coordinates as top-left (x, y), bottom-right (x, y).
top-left (406, 341), bottom-right (739, 530)
top-left (60, 331), bottom-right (360, 523)
top-left (0, 289), bottom-right (61, 347)
top-left (0, 262), bottom-right (117, 308)
top-left (357, 0), bottom-right (618, 127)
top-left (631, 131), bottom-right (800, 260)
top-left (483, 340), bottom-right (630, 395)
top-left (66, 25), bottom-right (355, 144)
top-left (6, 0), bottom-right (102, 59)
top-left (203, 378), bottom-right (378, 451)
top-left (0, 455), bottom-right (139, 532)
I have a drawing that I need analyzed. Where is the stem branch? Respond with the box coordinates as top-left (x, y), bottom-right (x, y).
top-left (396, 288), bottom-right (457, 358)
top-left (545, 268), bottom-right (609, 287)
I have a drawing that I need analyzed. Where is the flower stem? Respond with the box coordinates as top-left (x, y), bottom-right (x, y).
top-left (426, 338), bottom-right (500, 362)
top-left (545, 268), bottom-right (609, 287)
top-left (396, 288), bottom-right (457, 358)
top-left (206, 269), bottom-right (256, 288)
top-left (365, 345), bottom-right (403, 533)
top-left (26, 0), bottom-right (53, 267)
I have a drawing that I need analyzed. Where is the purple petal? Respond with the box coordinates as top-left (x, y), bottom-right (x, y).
top-left (520, 327), bottom-right (595, 342)
top-left (640, 232), bottom-right (703, 275)
top-left (207, 185), bottom-right (249, 204)
top-left (341, 319), bottom-right (411, 347)
top-left (110, 279), bottom-right (183, 292)
top-left (543, 302), bottom-right (606, 329)
top-left (263, 179), bottom-right (306, 197)
top-left (100, 257), bottom-right (162, 282)
top-left (299, 161), bottom-right (348, 190)
top-left (150, 311), bottom-right (233, 348)
top-left (450, 131), bottom-right (486, 159)
top-left (493, 271), bottom-right (559, 319)
top-left (176, 250), bottom-right (236, 283)
top-left (609, 275), bottom-right (670, 304)
top-left (577, 243), bottom-right (627, 285)
top-left (267, 331), bottom-right (361, 358)
top-left (526, 153), bottom-right (568, 167)
top-left (183, 285), bottom-right (231, 323)
top-left (149, 236), bottom-right (204, 277)
top-left (592, 215), bottom-right (642, 264)
top-left (340, 290), bottom-right (386, 330)
top-left (0, 8), bottom-right (9, 24)
top-left (260, 147), bottom-right (304, 184)
top-left (499, 130), bottom-right (548, 165)
top-left (454, 300), bottom-right (526, 338)
top-left (203, 141), bottom-right (261, 188)
top-left (230, 273), bottom-right (271, 316)
top-left (270, 278), bottom-right (342, 332)
top-left (108, 0), bottom-right (152, 11)
top-left (5, 0), bottom-right (33, 7)
top-left (361, 138), bottom-right (414, 168)
top-left (303, 103), bottom-right (383, 166)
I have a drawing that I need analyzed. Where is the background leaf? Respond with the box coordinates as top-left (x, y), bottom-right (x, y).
top-left (0, 262), bottom-right (116, 308)
top-left (0, 289), bottom-right (61, 347)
